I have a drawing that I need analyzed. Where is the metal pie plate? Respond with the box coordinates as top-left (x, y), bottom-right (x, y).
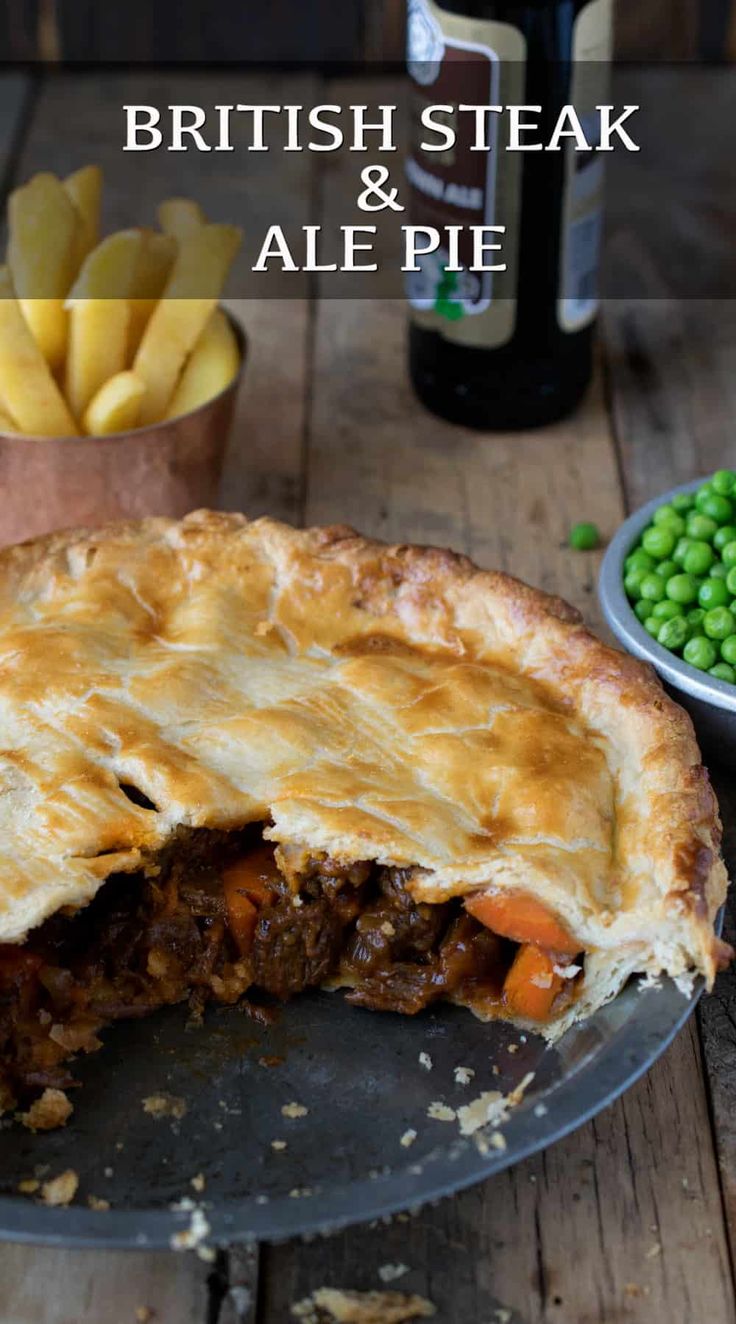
top-left (0, 972), bottom-right (701, 1249)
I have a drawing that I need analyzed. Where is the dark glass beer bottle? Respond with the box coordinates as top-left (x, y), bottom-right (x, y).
top-left (406, 0), bottom-right (612, 429)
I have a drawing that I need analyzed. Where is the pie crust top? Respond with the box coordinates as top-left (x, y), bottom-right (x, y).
top-left (0, 511), bottom-right (727, 1031)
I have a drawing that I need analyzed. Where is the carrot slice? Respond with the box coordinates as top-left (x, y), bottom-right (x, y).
top-left (503, 944), bottom-right (564, 1021)
top-left (222, 844), bottom-right (281, 954)
top-left (222, 884), bottom-right (258, 955)
top-left (465, 890), bottom-right (579, 957)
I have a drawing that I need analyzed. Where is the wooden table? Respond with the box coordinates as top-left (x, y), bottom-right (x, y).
top-left (2, 67), bottom-right (736, 1324)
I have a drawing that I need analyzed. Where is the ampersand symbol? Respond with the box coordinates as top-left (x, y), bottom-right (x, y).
top-left (357, 165), bottom-right (405, 213)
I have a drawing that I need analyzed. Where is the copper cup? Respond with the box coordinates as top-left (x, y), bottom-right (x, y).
top-left (0, 314), bottom-right (246, 547)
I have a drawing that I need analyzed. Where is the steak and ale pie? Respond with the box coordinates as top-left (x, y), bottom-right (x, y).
top-left (0, 512), bottom-right (729, 1121)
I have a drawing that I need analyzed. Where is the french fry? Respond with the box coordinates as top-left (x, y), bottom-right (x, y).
top-left (133, 224), bottom-right (242, 425)
top-left (127, 231), bottom-right (177, 360)
top-left (0, 266), bottom-right (78, 436)
top-left (165, 309), bottom-right (240, 419)
top-left (63, 164), bottom-right (103, 267)
top-left (157, 197), bottom-right (206, 240)
top-left (7, 172), bottom-right (80, 372)
top-left (0, 409), bottom-right (19, 434)
top-left (65, 229), bottom-right (144, 421)
top-left (83, 370), bottom-right (145, 436)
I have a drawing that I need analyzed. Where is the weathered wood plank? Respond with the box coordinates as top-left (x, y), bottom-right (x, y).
top-left (1, 1244), bottom-right (211, 1324)
top-left (219, 1244), bottom-right (260, 1324)
top-left (261, 73), bottom-right (736, 1324)
top-left (0, 0), bottom-right (38, 61)
top-left (700, 775), bottom-right (736, 1252)
top-left (54, 0), bottom-right (363, 63)
top-left (0, 70), bottom-right (31, 200)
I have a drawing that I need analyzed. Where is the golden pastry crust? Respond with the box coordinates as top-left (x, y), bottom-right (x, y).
top-left (0, 511), bottom-right (727, 1033)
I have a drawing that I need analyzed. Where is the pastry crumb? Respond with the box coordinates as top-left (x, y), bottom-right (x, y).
top-left (87, 1194), bottom-right (111, 1211)
top-left (378, 1264), bottom-right (410, 1284)
top-left (453, 1066), bottom-right (474, 1086)
top-left (142, 1093), bottom-right (187, 1121)
top-left (507, 1043), bottom-right (519, 1054)
top-left (380, 921), bottom-right (396, 937)
top-left (271, 1139), bottom-right (287, 1151)
top-left (40, 1169), bottom-right (78, 1207)
top-left (190, 1173), bottom-right (206, 1193)
top-left (282, 1101), bottom-right (308, 1119)
top-left (427, 1101), bottom-right (455, 1123)
top-left (170, 1206), bottom-right (211, 1253)
top-left (489, 1131), bottom-right (507, 1151)
top-left (400, 1129), bottom-right (417, 1148)
top-left (290, 1286), bottom-right (436, 1322)
top-left (289, 1186), bottom-right (313, 1199)
top-left (135, 1309), bottom-right (155, 1323)
top-left (19, 1088), bottom-right (73, 1132)
top-left (645, 1242), bottom-right (662, 1259)
top-left (17, 1178), bottom-right (39, 1195)
top-left (418, 1053), bottom-right (433, 1072)
top-left (494, 1310), bottom-right (512, 1323)
top-left (457, 1073), bottom-right (534, 1139)
top-left (456, 1091), bottom-right (503, 1137)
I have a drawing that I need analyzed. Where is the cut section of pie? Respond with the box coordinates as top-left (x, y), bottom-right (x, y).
top-left (0, 511), bottom-right (729, 1117)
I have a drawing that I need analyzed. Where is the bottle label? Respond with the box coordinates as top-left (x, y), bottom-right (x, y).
top-left (557, 0), bottom-right (613, 332)
top-left (406, 0), bottom-right (525, 350)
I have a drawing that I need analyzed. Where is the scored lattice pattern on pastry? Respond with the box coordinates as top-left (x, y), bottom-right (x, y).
top-left (0, 511), bottom-right (726, 1034)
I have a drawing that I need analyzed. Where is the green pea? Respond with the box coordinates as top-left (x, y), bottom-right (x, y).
top-left (703, 607), bottom-right (736, 641)
top-left (624, 568), bottom-right (647, 599)
top-left (709, 563), bottom-right (729, 580)
top-left (671, 492), bottom-right (695, 512)
top-left (713, 524), bottom-right (736, 551)
top-left (639, 573), bottom-right (666, 602)
top-left (651, 599), bottom-right (682, 621)
top-left (687, 607), bottom-right (706, 630)
top-left (655, 559), bottom-right (677, 580)
top-left (722, 541), bottom-right (736, 568)
top-left (695, 484), bottom-right (714, 512)
top-left (666, 573), bottom-right (698, 604)
top-left (657, 617), bottom-right (690, 651)
top-left (626, 548), bottom-right (655, 573)
top-left (700, 493), bottom-right (734, 525)
top-left (721, 636), bottom-right (736, 665)
top-left (683, 636), bottom-right (717, 670)
top-left (710, 662), bottom-right (736, 684)
top-left (643, 617), bottom-right (660, 637)
top-left (652, 506), bottom-right (686, 536)
top-left (634, 599), bottom-right (653, 623)
top-left (642, 526), bottom-right (676, 560)
top-left (686, 512), bottom-right (718, 542)
top-left (569, 521), bottom-right (600, 551)
top-left (698, 577), bottom-right (730, 610)
top-left (727, 566), bottom-right (736, 596)
top-left (683, 541), bottom-right (715, 575)
top-left (712, 470), bottom-right (736, 497)
top-left (673, 536), bottom-right (694, 566)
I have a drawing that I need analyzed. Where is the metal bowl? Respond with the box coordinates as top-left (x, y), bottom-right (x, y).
top-left (0, 313), bottom-right (246, 548)
top-left (599, 477), bottom-right (736, 762)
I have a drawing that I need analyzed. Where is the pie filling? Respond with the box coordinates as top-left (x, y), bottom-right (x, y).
top-left (0, 825), bottom-right (583, 1116)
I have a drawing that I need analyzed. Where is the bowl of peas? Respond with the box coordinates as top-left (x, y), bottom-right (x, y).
top-left (599, 471), bottom-right (736, 761)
